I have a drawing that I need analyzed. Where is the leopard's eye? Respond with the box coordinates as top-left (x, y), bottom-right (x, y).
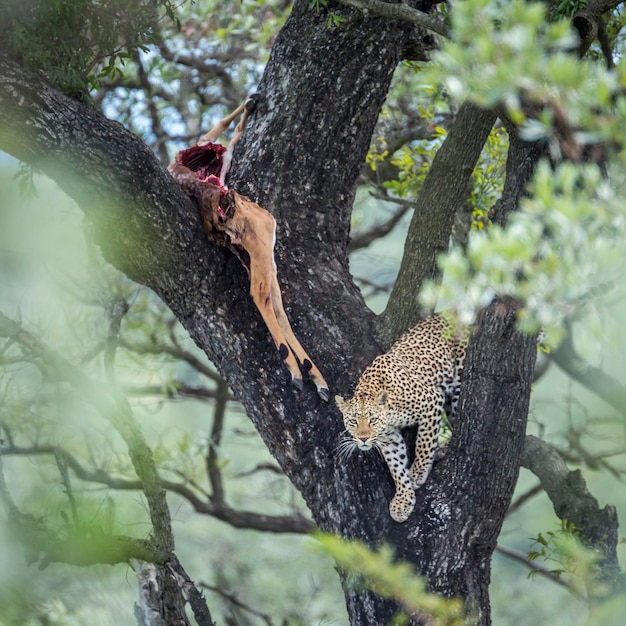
top-left (345, 418), bottom-right (358, 430)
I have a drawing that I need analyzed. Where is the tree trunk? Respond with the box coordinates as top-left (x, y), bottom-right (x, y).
top-left (0, 2), bottom-right (539, 623)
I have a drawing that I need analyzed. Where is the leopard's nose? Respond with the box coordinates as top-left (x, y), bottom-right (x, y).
top-left (358, 436), bottom-right (369, 442)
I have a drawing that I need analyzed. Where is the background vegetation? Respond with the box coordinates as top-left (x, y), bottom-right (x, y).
top-left (1, 0), bottom-right (626, 624)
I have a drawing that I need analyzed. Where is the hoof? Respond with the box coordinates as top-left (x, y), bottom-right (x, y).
top-left (245, 94), bottom-right (259, 111)
top-left (317, 386), bottom-right (331, 403)
top-left (291, 377), bottom-right (304, 392)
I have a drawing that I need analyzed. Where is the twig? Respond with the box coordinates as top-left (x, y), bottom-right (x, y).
top-left (124, 382), bottom-right (232, 402)
top-left (54, 449), bottom-right (79, 526)
top-left (349, 202), bottom-right (412, 251)
top-left (551, 321), bottom-right (626, 418)
top-left (233, 462), bottom-right (284, 479)
top-left (135, 50), bottom-right (170, 166)
top-left (495, 544), bottom-right (579, 594)
top-left (120, 337), bottom-right (224, 384)
top-left (0, 454), bottom-right (18, 515)
top-left (507, 483), bottom-right (543, 515)
top-left (104, 298), bottom-right (129, 385)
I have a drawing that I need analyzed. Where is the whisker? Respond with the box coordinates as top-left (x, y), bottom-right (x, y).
top-left (334, 434), bottom-right (358, 461)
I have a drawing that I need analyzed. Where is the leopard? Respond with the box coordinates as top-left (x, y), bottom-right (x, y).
top-left (335, 314), bottom-right (468, 523)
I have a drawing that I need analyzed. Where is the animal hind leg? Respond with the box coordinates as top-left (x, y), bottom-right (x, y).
top-left (268, 273), bottom-right (330, 401)
top-left (248, 256), bottom-right (307, 393)
top-left (196, 102), bottom-right (246, 146)
top-left (220, 95), bottom-right (258, 186)
top-left (231, 193), bottom-right (329, 401)
top-left (409, 395), bottom-right (444, 488)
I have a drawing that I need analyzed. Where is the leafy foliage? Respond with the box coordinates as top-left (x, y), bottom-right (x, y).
top-left (418, 0), bottom-right (626, 344)
top-left (308, 0), bottom-right (345, 28)
top-left (1, 0), bottom-right (180, 97)
top-left (527, 520), bottom-right (583, 582)
top-left (421, 161), bottom-right (626, 344)
top-left (527, 520), bottom-right (618, 604)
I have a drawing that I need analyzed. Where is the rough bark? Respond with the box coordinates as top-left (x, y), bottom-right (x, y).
top-left (0, 2), bottom-right (539, 623)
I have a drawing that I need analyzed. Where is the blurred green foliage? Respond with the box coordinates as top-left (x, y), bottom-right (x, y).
top-left (416, 0), bottom-right (626, 347)
top-left (315, 533), bottom-right (465, 626)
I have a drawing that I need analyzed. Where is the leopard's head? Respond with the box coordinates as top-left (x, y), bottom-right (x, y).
top-left (335, 391), bottom-right (391, 451)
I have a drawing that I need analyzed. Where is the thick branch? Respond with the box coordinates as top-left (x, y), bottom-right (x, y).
top-left (521, 435), bottom-right (621, 580)
top-left (335, 0), bottom-right (449, 38)
top-left (382, 103), bottom-right (496, 342)
top-left (571, 0), bottom-right (623, 64)
top-left (551, 323), bottom-right (626, 417)
top-left (0, 49), bottom-right (206, 290)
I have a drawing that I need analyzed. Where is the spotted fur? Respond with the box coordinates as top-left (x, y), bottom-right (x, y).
top-left (336, 315), bottom-right (467, 523)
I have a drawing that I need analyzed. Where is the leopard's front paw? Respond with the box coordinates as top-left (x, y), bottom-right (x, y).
top-left (390, 489), bottom-right (416, 523)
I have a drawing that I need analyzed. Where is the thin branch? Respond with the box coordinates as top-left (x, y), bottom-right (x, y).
top-left (0, 443), bottom-right (315, 534)
top-left (207, 381), bottom-right (229, 505)
top-left (124, 382), bottom-right (233, 403)
top-left (119, 338), bottom-right (224, 384)
top-left (354, 275), bottom-right (394, 297)
top-left (349, 201), bottom-right (412, 251)
top-left (335, 0), bottom-right (450, 38)
top-left (507, 483), bottom-right (543, 515)
top-left (0, 454), bottom-right (18, 515)
top-left (200, 583), bottom-right (275, 626)
top-left (495, 544), bottom-right (579, 594)
top-left (135, 51), bottom-right (170, 166)
top-left (233, 462), bottom-right (284, 479)
top-left (54, 449), bottom-right (79, 526)
top-left (168, 556), bottom-right (216, 626)
top-left (104, 297), bottom-right (129, 386)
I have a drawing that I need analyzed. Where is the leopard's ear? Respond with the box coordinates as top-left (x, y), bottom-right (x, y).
top-left (376, 390), bottom-right (389, 407)
top-left (335, 395), bottom-right (348, 412)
